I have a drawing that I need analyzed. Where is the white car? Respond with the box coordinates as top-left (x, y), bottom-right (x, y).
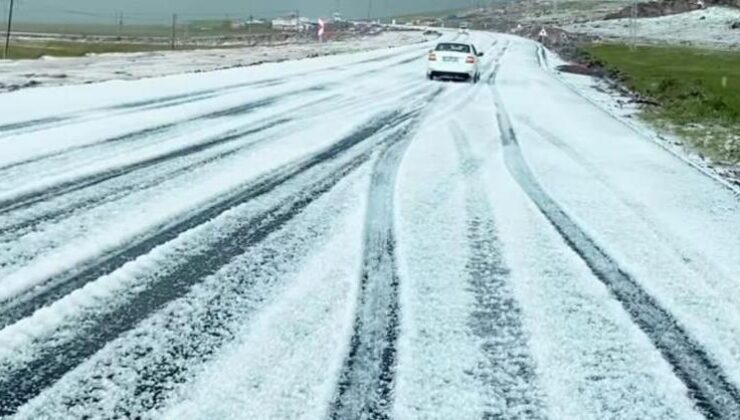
top-left (427, 42), bottom-right (483, 83)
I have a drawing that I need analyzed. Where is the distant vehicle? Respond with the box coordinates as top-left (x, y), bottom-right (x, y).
top-left (427, 42), bottom-right (483, 83)
top-left (459, 22), bottom-right (470, 34)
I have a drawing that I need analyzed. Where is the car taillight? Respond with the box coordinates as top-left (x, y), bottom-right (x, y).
top-left (466, 56), bottom-right (475, 64)
top-left (428, 53), bottom-right (437, 61)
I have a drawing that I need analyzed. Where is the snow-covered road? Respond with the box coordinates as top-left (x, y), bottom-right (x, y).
top-left (1, 31), bottom-right (740, 419)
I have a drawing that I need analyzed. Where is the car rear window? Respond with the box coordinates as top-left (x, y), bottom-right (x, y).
top-left (435, 43), bottom-right (471, 53)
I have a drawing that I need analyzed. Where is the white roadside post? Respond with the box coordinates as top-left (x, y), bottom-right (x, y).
top-left (318, 18), bottom-right (325, 43)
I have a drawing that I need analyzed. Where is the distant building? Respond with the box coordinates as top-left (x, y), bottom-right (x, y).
top-left (272, 16), bottom-right (298, 31)
top-left (272, 15), bottom-right (313, 31)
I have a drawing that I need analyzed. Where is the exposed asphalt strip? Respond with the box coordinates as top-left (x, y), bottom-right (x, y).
top-left (490, 85), bottom-right (740, 419)
top-left (0, 118), bottom-right (291, 241)
top-left (329, 114), bottom-right (419, 420)
top-left (108, 78), bottom-right (283, 111)
top-left (0, 108), bottom-right (417, 330)
top-left (0, 116), bottom-right (69, 135)
top-left (450, 122), bottom-right (547, 419)
top-left (0, 91), bottom-right (287, 174)
top-left (0, 79), bottom-right (279, 138)
top-left (0, 48), bottom-right (422, 175)
top-left (0, 87), bottom-right (344, 179)
top-left (0, 110), bottom-right (420, 417)
top-left (56, 126), bottom-right (417, 419)
top-left (0, 98), bottom-right (293, 214)
top-left (0, 47), bottom-right (425, 139)
top-left (43, 179), bottom-right (365, 417)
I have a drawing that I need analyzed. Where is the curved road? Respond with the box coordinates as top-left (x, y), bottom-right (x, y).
top-left (1, 32), bottom-right (740, 419)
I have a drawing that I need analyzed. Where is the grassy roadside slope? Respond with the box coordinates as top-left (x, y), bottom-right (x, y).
top-left (580, 43), bottom-right (740, 164)
top-left (6, 40), bottom-right (166, 59)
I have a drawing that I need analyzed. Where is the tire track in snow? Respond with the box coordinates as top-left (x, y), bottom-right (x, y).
top-left (0, 96), bottom-right (290, 214)
top-left (0, 47), bottom-right (424, 140)
top-left (491, 86), bottom-right (740, 419)
top-left (0, 112), bottom-right (418, 417)
top-left (0, 118), bottom-right (290, 242)
top-left (329, 119), bottom-right (418, 420)
top-left (0, 110), bottom-right (412, 330)
top-left (0, 116), bottom-right (69, 135)
top-left (0, 79), bottom-right (277, 139)
top-left (516, 116), bottom-right (740, 307)
top-left (9, 163), bottom-right (368, 419)
top-left (0, 80), bottom-right (423, 241)
top-left (0, 49), bottom-right (424, 187)
top-left (0, 83), bottom-right (428, 276)
top-left (0, 88), bottom-right (292, 175)
top-left (451, 123), bottom-right (547, 419)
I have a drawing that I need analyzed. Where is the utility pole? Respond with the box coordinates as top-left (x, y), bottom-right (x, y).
top-left (295, 9), bottom-right (300, 35)
top-left (629, 0), bottom-right (637, 50)
top-left (117, 11), bottom-right (124, 38)
top-left (247, 0), bottom-right (252, 35)
top-left (171, 13), bottom-right (177, 50)
top-left (4, 0), bottom-right (16, 59)
top-left (367, 0), bottom-right (373, 21)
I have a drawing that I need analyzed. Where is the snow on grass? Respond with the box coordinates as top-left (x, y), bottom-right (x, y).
top-left (566, 6), bottom-right (740, 48)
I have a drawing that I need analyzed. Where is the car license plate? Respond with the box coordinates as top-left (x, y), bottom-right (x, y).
top-left (443, 57), bottom-right (458, 62)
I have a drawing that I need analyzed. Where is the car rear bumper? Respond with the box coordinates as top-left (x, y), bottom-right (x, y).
top-left (428, 70), bottom-right (474, 80)
top-left (428, 62), bottom-right (476, 77)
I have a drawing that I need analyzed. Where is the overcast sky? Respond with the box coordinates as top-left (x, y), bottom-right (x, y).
top-left (5, 0), bottom-right (486, 23)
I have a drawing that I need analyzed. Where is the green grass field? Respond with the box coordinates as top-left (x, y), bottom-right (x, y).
top-left (5, 40), bottom-right (167, 59)
top-left (3, 19), bottom-right (280, 59)
top-left (11, 20), bottom-right (276, 38)
top-left (580, 43), bottom-right (740, 164)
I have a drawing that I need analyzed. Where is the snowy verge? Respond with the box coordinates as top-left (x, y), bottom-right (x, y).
top-left (538, 44), bottom-right (740, 195)
top-left (0, 31), bottom-right (427, 93)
